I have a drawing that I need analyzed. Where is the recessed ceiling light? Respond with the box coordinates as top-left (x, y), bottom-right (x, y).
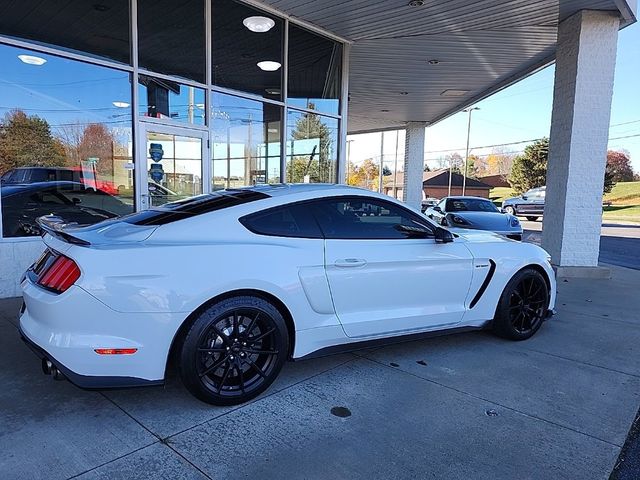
top-left (427, 59), bottom-right (440, 65)
top-left (112, 101), bottom-right (130, 108)
top-left (408, 0), bottom-right (425, 6)
top-left (381, 109), bottom-right (390, 112)
top-left (257, 61), bottom-right (281, 72)
top-left (440, 89), bottom-right (469, 97)
top-left (243, 16), bottom-right (275, 33)
top-left (400, 91), bottom-right (409, 95)
top-left (265, 88), bottom-right (281, 95)
top-left (268, 128), bottom-right (278, 133)
top-left (18, 54), bottom-right (46, 66)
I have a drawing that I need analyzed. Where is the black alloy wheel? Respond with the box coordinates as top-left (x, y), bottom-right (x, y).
top-left (493, 268), bottom-right (549, 340)
top-left (179, 296), bottom-right (288, 405)
top-left (526, 216), bottom-right (539, 221)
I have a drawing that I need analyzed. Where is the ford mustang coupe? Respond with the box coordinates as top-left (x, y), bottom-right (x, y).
top-left (19, 184), bottom-right (555, 405)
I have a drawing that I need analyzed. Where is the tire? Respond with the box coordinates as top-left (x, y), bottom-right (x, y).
top-left (525, 216), bottom-right (539, 222)
top-left (504, 206), bottom-right (515, 216)
top-left (492, 268), bottom-right (549, 341)
top-left (179, 296), bottom-right (289, 406)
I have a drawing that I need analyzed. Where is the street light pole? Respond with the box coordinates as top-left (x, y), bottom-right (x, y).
top-left (462, 106), bottom-right (480, 195)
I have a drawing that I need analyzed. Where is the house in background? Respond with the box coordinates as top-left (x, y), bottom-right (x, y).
top-left (384, 169), bottom-right (492, 199)
top-left (478, 174), bottom-right (511, 188)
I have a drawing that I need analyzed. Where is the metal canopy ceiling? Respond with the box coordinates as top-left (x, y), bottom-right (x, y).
top-left (260, 0), bottom-right (635, 133)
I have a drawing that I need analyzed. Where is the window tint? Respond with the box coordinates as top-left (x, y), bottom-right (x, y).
top-left (240, 204), bottom-right (322, 238)
top-left (124, 190), bottom-right (269, 226)
top-left (310, 197), bottom-right (433, 239)
top-left (447, 198), bottom-right (499, 212)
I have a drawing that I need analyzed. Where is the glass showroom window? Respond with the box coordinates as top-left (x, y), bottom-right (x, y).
top-left (0, 0), bottom-right (130, 65)
top-left (288, 25), bottom-right (342, 116)
top-left (211, 93), bottom-right (282, 190)
top-left (212, 0), bottom-right (284, 101)
top-left (138, 0), bottom-right (206, 83)
top-left (138, 75), bottom-right (206, 125)
top-left (0, 44), bottom-right (134, 238)
top-left (285, 109), bottom-right (338, 184)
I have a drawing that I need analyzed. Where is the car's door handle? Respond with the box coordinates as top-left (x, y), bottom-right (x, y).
top-left (334, 258), bottom-right (367, 268)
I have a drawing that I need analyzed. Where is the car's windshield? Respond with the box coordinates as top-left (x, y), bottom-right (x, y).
top-left (447, 198), bottom-right (499, 213)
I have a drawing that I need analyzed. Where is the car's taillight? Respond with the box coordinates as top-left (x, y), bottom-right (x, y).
top-left (37, 255), bottom-right (80, 293)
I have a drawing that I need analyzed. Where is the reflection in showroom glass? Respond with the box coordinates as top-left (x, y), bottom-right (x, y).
top-left (138, 76), bottom-right (206, 126)
top-left (211, 93), bottom-right (282, 190)
top-left (288, 25), bottom-right (342, 115)
top-left (212, 0), bottom-right (283, 100)
top-left (0, 44), bottom-right (134, 237)
top-left (286, 109), bottom-right (338, 184)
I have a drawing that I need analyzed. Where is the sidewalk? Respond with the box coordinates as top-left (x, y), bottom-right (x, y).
top-left (1, 265), bottom-right (639, 480)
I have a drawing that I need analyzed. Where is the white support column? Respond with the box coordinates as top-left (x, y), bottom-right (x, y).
top-left (541, 10), bottom-right (620, 276)
top-left (402, 122), bottom-right (427, 210)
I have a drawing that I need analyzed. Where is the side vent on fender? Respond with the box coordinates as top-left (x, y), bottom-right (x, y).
top-left (470, 259), bottom-right (496, 309)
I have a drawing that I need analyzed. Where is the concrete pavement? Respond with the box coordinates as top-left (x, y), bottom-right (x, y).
top-left (1, 265), bottom-right (639, 479)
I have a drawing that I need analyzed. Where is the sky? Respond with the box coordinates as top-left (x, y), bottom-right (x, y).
top-left (347, 21), bottom-right (640, 173)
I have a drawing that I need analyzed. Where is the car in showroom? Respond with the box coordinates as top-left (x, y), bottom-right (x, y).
top-left (502, 186), bottom-right (546, 221)
top-left (19, 184), bottom-right (555, 406)
top-left (1, 181), bottom-right (132, 237)
top-left (424, 196), bottom-right (523, 241)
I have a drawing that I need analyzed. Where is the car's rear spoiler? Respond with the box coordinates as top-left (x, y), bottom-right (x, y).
top-left (36, 216), bottom-right (91, 246)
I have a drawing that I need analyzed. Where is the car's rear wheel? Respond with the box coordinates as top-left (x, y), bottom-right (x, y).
top-left (504, 206), bottom-right (515, 215)
top-left (492, 268), bottom-right (549, 340)
top-left (526, 216), bottom-right (539, 221)
top-left (179, 296), bottom-right (289, 406)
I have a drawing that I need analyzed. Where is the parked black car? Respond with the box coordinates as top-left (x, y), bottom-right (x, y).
top-left (1, 181), bottom-right (132, 237)
top-left (502, 186), bottom-right (545, 221)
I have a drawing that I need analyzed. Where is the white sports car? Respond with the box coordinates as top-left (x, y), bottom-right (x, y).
top-left (19, 184), bottom-right (556, 405)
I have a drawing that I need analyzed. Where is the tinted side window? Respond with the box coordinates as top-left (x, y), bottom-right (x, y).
top-left (310, 197), bottom-right (433, 239)
top-left (240, 204), bottom-right (322, 239)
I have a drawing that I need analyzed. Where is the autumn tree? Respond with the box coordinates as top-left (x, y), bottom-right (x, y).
top-left (508, 138), bottom-right (549, 194)
top-left (0, 110), bottom-right (66, 175)
top-left (347, 158), bottom-right (380, 190)
top-left (59, 123), bottom-right (116, 177)
top-left (606, 150), bottom-right (634, 182)
top-left (444, 152), bottom-right (463, 174)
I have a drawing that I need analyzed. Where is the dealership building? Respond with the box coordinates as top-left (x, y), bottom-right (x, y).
top-left (0, 0), bottom-right (636, 297)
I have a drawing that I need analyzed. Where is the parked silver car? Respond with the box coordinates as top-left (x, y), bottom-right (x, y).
top-left (425, 196), bottom-right (523, 241)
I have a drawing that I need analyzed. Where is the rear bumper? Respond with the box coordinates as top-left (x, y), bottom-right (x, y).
top-left (19, 321), bottom-right (162, 389)
top-left (19, 275), bottom-right (184, 386)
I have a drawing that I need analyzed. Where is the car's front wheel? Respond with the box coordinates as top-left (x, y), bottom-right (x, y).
top-left (492, 268), bottom-right (549, 341)
top-left (504, 205), bottom-right (515, 216)
top-left (526, 216), bottom-right (539, 221)
top-left (179, 296), bottom-right (289, 405)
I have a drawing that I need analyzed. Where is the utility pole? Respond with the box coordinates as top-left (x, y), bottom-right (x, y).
top-left (462, 106), bottom-right (480, 195)
top-left (378, 132), bottom-right (384, 193)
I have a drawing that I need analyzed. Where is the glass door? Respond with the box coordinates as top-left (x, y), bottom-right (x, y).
top-left (137, 123), bottom-right (208, 209)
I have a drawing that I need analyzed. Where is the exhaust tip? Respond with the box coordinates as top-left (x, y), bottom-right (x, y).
top-left (42, 358), bottom-right (53, 375)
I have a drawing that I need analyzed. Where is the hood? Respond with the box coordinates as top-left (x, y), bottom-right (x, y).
top-left (447, 211), bottom-right (517, 230)
top-left (37, 215), bottom-right (156, 246)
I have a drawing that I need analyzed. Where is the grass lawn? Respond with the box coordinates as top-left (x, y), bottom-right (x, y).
top-left (489, 182), bottom-right (640, 222)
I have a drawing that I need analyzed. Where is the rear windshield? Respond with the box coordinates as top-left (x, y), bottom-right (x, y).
top-left (122, 190), bottom-right (270, 226)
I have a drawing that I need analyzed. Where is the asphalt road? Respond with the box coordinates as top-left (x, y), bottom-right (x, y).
top-left (521, 220), bottom-right (640, 270)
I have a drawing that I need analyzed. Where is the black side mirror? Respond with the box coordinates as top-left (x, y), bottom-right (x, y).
top-left (522, 195), bottom-right (528, 200)
top-left (434, 226), bottom-right (454, 243)
top-left (432, 206), bottom-right (442, 213)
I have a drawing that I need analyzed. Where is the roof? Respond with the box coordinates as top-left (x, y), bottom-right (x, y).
top-left (385, 169), bottom-right (492, 189)
top-left (262, 0), bottom-right (636, 133)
